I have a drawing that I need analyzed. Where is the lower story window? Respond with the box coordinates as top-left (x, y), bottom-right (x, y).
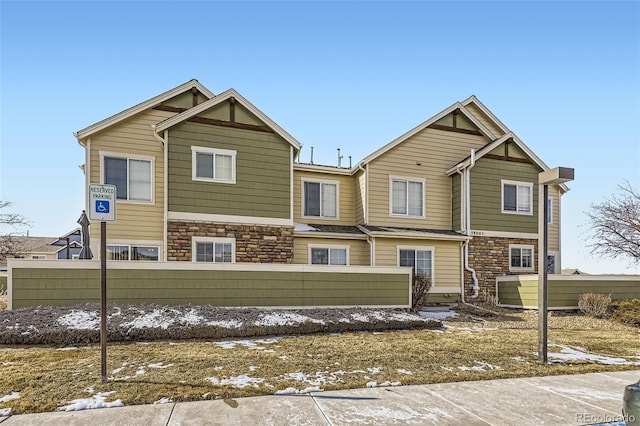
top-left (399, 248), bottom-right (433, 278)
top-left (509, 245), bottom-right (534, 271)
top-left (193, 238), bottom-right (235, 263)
top-left (310, 246), bottom-right (348, 265)
top-left (107, 244), bottom-right (159, 261)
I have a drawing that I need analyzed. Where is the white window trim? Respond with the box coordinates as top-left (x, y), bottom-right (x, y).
top-left (105, 241), bottom-right (161, 261)
top-left (192, 236), bottom-right (236, 263)
top-left (501, 179), bottom-right (533, 216)
top-left (389, 176), bottom-right (426, 218)
top-left (547, 198), bottom-right (553, 224)
top-left (301, 178), bottom-right (340, 220)
top-left (99, 151), bottom-right (155, 204)
top-left (509, 244), bottom-right (535, 272)
top-left (396, 245), bottom-right (435, 283)
top-left (191, 146), bottom-right (237, 184)
top-left (307, 244), bottom-right (350, 266)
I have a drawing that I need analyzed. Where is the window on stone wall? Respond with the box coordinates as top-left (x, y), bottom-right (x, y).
top-left (509, 244), bottom-right (534, 271)
top-left (192, 237), bottom-right (235, 263)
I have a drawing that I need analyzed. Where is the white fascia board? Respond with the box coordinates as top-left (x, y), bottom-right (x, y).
top-left (75, 80), bottom-right (214, 144)
top-left (353, 102), bottom-right (495, 171)
top-left (293, 231), bottom-right (368, 240)
top-left (364, 231), bottom-right (470, 242)
top-left (154, 89), bottom-right (302, 152)
top-left (294, 163), bottom-right (353, 175)
top-left (461, 95), bottom-right (512, 135)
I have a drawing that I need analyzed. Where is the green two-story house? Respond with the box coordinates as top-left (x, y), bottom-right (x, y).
top-left (75, 80), bottom-right (568, 301)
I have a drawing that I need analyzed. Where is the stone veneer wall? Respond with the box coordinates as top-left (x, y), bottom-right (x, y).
top-left (464, 236), bottom-right (538, 299)
top-left (167, 221), bottom-right (294, 263)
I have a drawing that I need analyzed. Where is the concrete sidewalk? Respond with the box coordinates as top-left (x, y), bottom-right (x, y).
top-left (1, 370), bottom-right (637, 425)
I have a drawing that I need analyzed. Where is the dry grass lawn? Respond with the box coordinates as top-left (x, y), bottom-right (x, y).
top-left (1, 310), bottom-right (639, 415)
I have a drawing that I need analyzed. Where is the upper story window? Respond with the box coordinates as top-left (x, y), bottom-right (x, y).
top-left (391, 177), bottom-right (424, 217)
top-left (309, 245), bottom-right (348, 265)
top-left (192, 237), bottom-right (235, 263)
top-left (192, 146), bottom-right (236, 184)
top-left (103, 155), bottom-right (153, 202)
top-left (509, 244), bottom-right (534, 271)
top-left (502, 180), bottom-right (532, 214)
top-left (398, 247), bottom-right (433, 278)
top-left (303, 179), bottom-right (338, 219)
top-left (547, 198), bottom-right (553, 224)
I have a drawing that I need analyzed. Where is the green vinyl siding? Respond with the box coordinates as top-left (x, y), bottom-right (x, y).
top-left (470, 158), bottom-right (541, 233)
top-left (452, 173), bottom-right (461, 231)
top-left (9, 265), bottom-right (410, 308)
top-left (497, 275), bottom-right (640, 309)
top-left (168, 121), bottom-right (291, 218)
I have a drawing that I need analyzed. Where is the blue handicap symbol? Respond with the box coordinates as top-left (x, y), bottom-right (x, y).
top-left (96, 200), bottom-right (110, 214)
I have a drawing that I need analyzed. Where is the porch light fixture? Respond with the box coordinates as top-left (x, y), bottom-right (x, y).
top-left (538, 167), bottom-right (574, 363)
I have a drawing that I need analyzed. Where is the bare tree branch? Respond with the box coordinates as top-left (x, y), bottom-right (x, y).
top-left (586, 182), bottom-right (640, 265)
top-left (0, 201), bottom-right (31, 262)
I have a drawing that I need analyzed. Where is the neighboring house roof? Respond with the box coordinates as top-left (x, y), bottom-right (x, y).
top-left (353, 100), bottom-right (497, 170)
top-left (6, 236), bottom-right (61, 254)
top-left (562, 268), bottom-right (589, 275)
top-left (153, 88), bottom-right (302, 152)
top-left (359, 225), bottom-right (470, 241)
top-left (51, 228), bottom-right (82, 246)
top-left (74, 79), bottom-right (215, 144)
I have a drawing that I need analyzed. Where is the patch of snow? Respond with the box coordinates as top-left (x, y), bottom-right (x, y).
top-left (293, 223), bottom-right (318, 231)
top-left (548, 344), bottom-right (640, 365)
top-left (457, 361), bottom-right (502, 372)
top-left (254, 312), bottom-right (325, 327)
top-left (275, 386), bottom-right (323, 395)
top-left (366, 381), bottom-right (401, 388)
top-left (372, 331), bottom-right (384, 335)
top-left (207, 374), bottom-right (264, 388)
top-left (57, 347), bottom-right (79, 351)
top-left (206, 319), bottom-right (243, 328)
top-left (58, 391), bottom-right (124, 412)
top-left (396, 369), bottom-right (413, 375)
top-left (136, 368), bottom-right (146, 375)
top-left (249, 366), bottom-right (259, 371)
top-left (148, 363), bottom-right (174, 369)
top-left (154, 397), bottom-right (173, 404)
top-left (122, 309), bottom-right (176, 330)
top-left (181, 309), bottom-right (203, 325)
top-left (0, 408), bottom-right (11, 416)
top-left (350, 313), bottom-right (369, 322)
top-left (57, 310), bottom-right (99, 330)
top-left (390, 312), bottom-right (433, 322)
top-left (215, 337), bottom-right (282, 350)
top-left (112, 367), bottom-right (125, 374)
top-left (278, 355), bottom-right (289, 360)
top-left (0, 392), bottom-right (20, 403)
top-left (367, 367), bottom-right (382, 374)
top-left (419, 309), bottom-right (458, 320)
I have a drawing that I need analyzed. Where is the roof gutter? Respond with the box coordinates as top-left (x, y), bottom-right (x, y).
top-left (464, 149), bottom-right (480, 299)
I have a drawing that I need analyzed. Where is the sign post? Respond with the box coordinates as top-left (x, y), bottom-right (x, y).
top-left (89, 184), bottom-right (116, 382)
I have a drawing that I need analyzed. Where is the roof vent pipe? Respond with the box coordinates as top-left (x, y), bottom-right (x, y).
top-left (310, 147), bottom-right (314, 165)
top-left (337, 148), bottom-right (343, 168)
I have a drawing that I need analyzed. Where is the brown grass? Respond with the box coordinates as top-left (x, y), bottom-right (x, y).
top-left (1, 310), bottom-right (639, 415)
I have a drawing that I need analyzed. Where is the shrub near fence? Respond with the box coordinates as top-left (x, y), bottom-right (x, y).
top-left (496, 274), bottom-right (640, 309)
top-left (7, 260), bottom-right (412, 309)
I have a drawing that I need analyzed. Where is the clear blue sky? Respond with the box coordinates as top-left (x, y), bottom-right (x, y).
top-left (1, 1), bottom-right (639, 274)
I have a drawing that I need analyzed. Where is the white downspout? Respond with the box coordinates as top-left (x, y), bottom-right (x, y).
top-left (464, 149), bottom-right (480, 299)
top-left (151, 125), bottom-right (168, 261)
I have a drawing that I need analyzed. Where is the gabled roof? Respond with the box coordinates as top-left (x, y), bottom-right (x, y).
top-left (353, 101), bottom-right (497, 170)
top-left (445, 132), bottom-right (570, 193)
top-left (461, 95), bottom-right (512, 135)
top-left (153, 88), bottom-right (301, 151)
top-left (75, 79), bottom-right (214, 144)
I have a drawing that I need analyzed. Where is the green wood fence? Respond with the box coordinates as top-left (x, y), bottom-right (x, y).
top-left (496, 274), bottom-right (640, 309)
top-left (7, 260), bottom-right (411, 309)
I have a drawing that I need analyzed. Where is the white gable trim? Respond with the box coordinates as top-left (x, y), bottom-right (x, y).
top-left (75, 80), bottom-right (214, 143)
top-left (353, 103), bottom-right (495, 170)
top-left (153, 89), bottom-right (301, 151)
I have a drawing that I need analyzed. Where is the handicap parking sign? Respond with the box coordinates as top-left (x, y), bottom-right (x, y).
top-left (89, 184), bottom-right (116, 221)
top-left (96, 200), bottom-right (110, 214)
